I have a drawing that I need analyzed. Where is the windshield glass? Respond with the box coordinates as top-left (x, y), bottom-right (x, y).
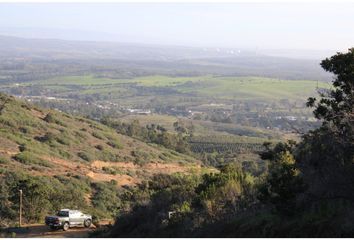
top-left (57, 211), bottom-right (69, 217)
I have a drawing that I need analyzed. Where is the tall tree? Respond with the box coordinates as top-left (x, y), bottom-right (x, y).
top-left (299, 48), bottom-right (354, 201)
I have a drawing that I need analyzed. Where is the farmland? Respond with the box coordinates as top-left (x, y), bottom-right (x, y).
top-left (16, 74), bottom-right (330, 101)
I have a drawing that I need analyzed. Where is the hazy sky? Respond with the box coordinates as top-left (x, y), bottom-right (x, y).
top-left (0, 3), bottom-right (353, 50)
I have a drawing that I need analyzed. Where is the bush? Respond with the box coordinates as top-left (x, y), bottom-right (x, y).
top-left (102, 166), bottom-right (118, 175)
top-left (13, 151), bottom-right (52, 167)
top-left (91, 182), bottom-right (121, 218)
top-left (35, 132), bottom-right (56, 144)
top-left (77, 152), bottom-right (93, 162)
top-left (43, 112), bottom-right (67, 127)
top-left (43, 112), bottom-right (56, 123)
top-left (95, 144), bottom-right (104, 151)
top-left (56, 134), bottom-right (72, 146)
top-left (132, 150), bottom-right (150, 165)
top-left (92, 131), bottom-right (105, 140)
top-left (107, 140), bottom-right (122, 149)
top-left (0, 155), bottom-right (9, 164)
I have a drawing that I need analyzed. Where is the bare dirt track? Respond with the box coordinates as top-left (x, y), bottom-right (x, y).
top-left (13, 224), bottom-right (96, 238)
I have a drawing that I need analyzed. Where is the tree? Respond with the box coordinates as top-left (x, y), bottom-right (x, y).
top-left (307, 48), bottom-right (354, 144)
top-left (13, 177), bottom-right (54, 223)
top-left (0, 178), bottom-right (17, 225)
top-left (258, 142), bottom-right (304, 215)
top-left (300, 48), bottom-right (354, 201)
top-left (197, 163), bottom-right (256, 219)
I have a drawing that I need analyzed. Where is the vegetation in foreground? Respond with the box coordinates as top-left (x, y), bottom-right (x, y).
top-left (97, 49), bottom-right (354, 237)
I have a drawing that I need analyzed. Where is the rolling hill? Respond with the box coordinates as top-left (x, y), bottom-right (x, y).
top-left (0, 93), bottom-right (204, 187)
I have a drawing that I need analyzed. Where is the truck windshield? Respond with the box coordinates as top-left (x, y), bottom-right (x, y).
top-left (57, 211), bottom-right (69, 217)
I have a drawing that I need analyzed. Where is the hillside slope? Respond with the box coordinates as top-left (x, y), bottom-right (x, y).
top-left (0, 93), bottom-right (203, 187)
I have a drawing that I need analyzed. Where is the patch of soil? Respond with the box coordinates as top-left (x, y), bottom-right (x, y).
top-left (86, 171), bottom-right (137, 186)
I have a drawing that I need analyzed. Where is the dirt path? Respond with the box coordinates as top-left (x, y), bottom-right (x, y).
top-left (13, 224), bottom-right (97, 238)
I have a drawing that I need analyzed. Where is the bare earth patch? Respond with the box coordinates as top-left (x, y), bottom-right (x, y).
top-left (86, 170), bottom-right (137, 186)
top-left (91, 160), bottom-right (199, 173)
top-left (24, 156), bottom-right (203, 187)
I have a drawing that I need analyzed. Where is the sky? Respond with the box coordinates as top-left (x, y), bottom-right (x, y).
top-left (0, 3), bottom-right (353, 51)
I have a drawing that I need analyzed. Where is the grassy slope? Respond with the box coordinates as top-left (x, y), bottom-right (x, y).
top-left (0, 94), bottom-right (204, 186)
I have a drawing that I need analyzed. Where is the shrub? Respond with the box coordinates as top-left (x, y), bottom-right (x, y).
top-left (18, 144), bottom-right (26, 152)
top-left (56, 134), bottom-right (72, 146)
top-left (92, 131), bottom-right (105, 140)
top-left (43, 112), bottom-right (56, 123)
top-left (91, 182), bottom-right (121, 218)
top-left (35, 132), bottom-right (56, 143)
top-left (43, 112), bottom-right (67, 127)
top-left (99, 150), bottom-right (118, 162)
top-left (77, 152), bottom-right (93, 162)
top-left (102, 166), bottom-right (118, 175)
top-left (95, 144), bottom-right (104, 151)
top-left (131, 150), bottom-right (150, 163)
top-left (58, 149), bottom-right (72, 159)
top-left (0, 155), bottom-right (9, 164)
top-left (13, 151), bottom-right (52, 167)
top-left (107, 140), bottom-right (122, 149)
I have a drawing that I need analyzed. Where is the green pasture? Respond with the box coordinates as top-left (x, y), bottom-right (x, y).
top-left (176, 76), bottom-right (330, 100)
top-left (30, 75), bottom-right (330, 102)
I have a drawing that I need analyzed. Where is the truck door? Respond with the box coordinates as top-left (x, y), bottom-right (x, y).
top-left (69, 211), bottom-right (80, 225)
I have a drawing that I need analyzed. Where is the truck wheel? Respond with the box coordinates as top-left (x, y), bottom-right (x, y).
top-left (84, 219), bottom-right (92, 228)
top-left (63, 222), bottom-right (70, 231)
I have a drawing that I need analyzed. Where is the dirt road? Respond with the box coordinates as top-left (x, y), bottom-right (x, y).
top-left (12, 224), bottom-right (97, 238)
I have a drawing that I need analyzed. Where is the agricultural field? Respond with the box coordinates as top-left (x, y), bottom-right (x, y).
top-left (177, 76), bottom-right (330, 100)
top-left (16, 74), bottom-right (330, 102)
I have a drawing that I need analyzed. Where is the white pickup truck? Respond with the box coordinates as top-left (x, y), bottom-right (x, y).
top-left (45, 209), bottom-right (92, 231)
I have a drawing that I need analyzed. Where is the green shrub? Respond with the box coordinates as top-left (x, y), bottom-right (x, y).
top-left (77, 152), bottom-right (93, 162)
top-left (18, 144), bottom-right (26, 152)
top-left (91, 182), bottom-right (121, 218)
top-left (95, 144), bottom-right (104, 151)
top-left (132, 150), bottom-right (150, 161)
top-left (159, 154), bottom-right (168, 161)
top-left (58, 149), bottom-right (72, 159)
top-left (42, 132), bottom-right (55, 142)
top-left (14, 151), bottom-right (53, 167)
top-left (56, 136), bottom-right (71, 146)
top-left (43, 112), bottom-right (56, 123)
top-left (14, 151), bottom-right (42, 165)
top-left (43, 112), bottom-right (67, 127)
top-left (0, 155), bottom-right (9, 164)
top-left (102, 166), bottom-right (118, 175)
top-left (92, 131), bottom-right (105, 140)
top-left (19, 127), bottom-right (31, 134)
top-left (107, 140), bottom-right (122, 149)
